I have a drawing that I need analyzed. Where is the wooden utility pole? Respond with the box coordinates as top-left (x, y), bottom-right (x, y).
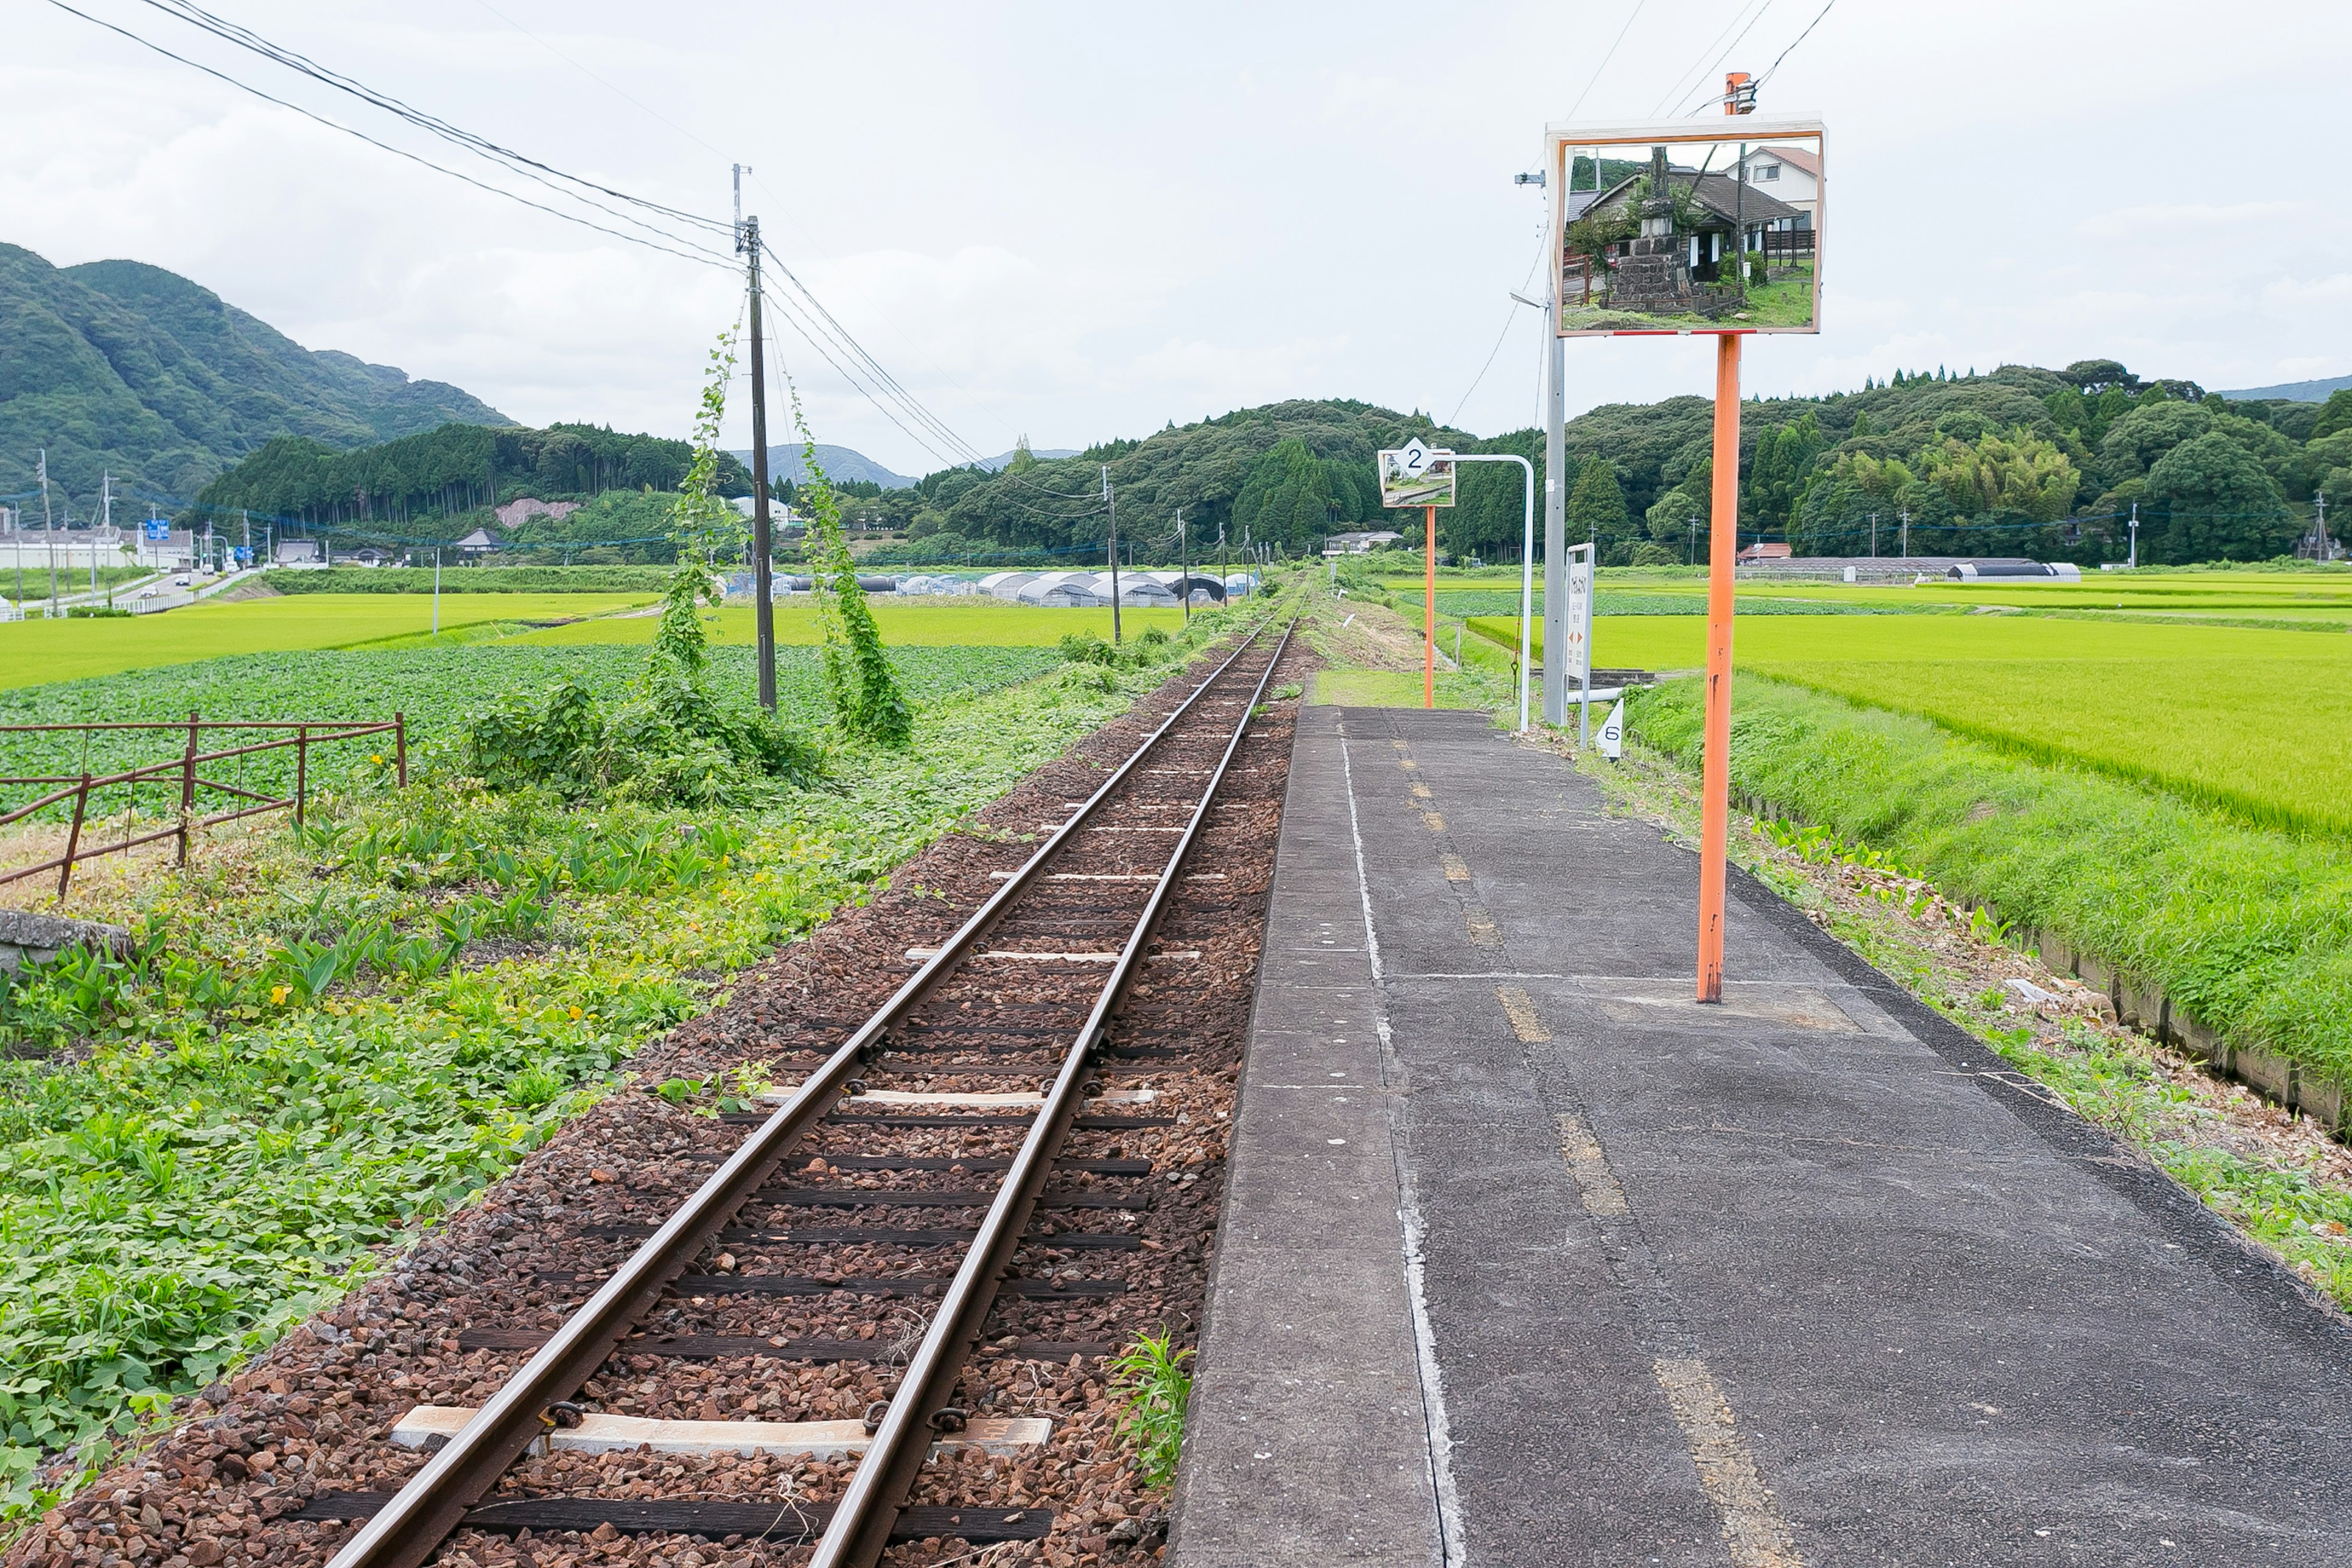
top-left (1177, 507), bottom-right (1191, 624)
top-left (739, 168), bottom-right (777, 709)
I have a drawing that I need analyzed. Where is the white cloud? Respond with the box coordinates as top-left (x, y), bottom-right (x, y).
top-left (4, 0), bottom-right (2350, 483)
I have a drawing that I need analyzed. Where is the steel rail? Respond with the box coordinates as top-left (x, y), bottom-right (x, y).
top-left (325, 613), bottom-right (1287, 1568)
top-left (810, 611), bottom-right (1298, 1568)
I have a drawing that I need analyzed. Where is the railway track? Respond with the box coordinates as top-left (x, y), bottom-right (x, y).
top-left (254, 614), bottom-right (1300, 1567)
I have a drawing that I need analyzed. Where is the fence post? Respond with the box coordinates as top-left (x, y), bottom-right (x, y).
top-left (59, 772), bottom-right (89, 900)
top-left (295, 725), bottom-right (309, 827)
top-left (394, 712), bottom-right (407, 788)
top-left (178, 708), bottom-right (199, 865)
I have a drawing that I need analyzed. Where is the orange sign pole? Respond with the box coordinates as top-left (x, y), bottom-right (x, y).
top-left (1423, 504), bottom-right (1438, 709)
top-left (1696, 333), bottom-right (1743, 1003)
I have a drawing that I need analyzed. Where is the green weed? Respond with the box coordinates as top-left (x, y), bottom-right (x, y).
top-left (1107, 1331), bottom-right (1194, 1487)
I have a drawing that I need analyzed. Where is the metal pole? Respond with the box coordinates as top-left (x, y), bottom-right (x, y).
top-left (394, 712), bottom-right (408, 788)
top-left (744, 209), bottom-right (777, 710)
top-left (59, 772), bottom-right (89, 900)
top-left (1104, 465), bottom-right (1122, 643)
top-left (1576, 544), bottom-right (1596, 745)
top-left (1697, 334), bottom-right (1743, 1005)
top-left (432, 548), bottom-right (442, 635)
top-left (295, 726), bottom-right (308, 827)
top-left (1423, 505), bottom-right (1436, 708)
top-left (178, 709), bottom-right (198, 866)
top-left (1542, 219), bottom-right (1569, 726)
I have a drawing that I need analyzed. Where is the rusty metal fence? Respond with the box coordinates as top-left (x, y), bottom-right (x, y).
top-left (0, 712), bottom-right (405, 898)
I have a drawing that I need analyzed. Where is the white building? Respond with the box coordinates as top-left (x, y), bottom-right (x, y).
top-left (1724, 145), bottom-right (1821, 225)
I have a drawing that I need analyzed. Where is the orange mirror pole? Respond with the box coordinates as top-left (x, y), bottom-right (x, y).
top-left (1424, 504), bottom-right (1438, 709)
top-left (1697, 333), bottom-right (1743, 1003)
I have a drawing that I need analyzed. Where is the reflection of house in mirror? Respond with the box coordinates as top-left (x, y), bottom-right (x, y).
top-left (1564, 145), bottom-right (1812, 314)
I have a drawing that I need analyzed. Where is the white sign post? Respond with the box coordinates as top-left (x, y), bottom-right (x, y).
top-left (1598, 696), bottom-right (1626, 761)
top-left (1562, 542), bottom-right (1597, 742)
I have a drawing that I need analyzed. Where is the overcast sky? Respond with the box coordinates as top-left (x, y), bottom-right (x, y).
top-left (9, 1), bottom-right (2348, 478)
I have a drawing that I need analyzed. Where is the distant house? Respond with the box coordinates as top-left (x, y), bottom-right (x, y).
top-left (455, 527), bottom-right (502, 558)
top-left (1735, 541), bottom-right (1793, 564)
top-left (1325, 530), bottom-right (1404, 554)
top-left (275, 539), bottom-right (322, 567)
top-left (494, 497), bottom-right (579, 528)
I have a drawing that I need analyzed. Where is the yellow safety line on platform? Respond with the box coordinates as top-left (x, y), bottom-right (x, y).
top-left (1652, 1359), bottom-right (1805, 1568)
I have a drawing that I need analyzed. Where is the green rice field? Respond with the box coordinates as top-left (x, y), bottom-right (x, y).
top-left (1469, 609), bottom-right (2352, 837)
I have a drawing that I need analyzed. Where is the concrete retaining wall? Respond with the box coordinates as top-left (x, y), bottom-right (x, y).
top-left (0, 908), bottom-right (131, 974)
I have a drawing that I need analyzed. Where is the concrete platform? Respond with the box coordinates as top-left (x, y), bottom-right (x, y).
top-left (1170, 706), bottom-right (2352, 1568)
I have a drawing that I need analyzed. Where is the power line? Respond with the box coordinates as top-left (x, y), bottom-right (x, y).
top-left (468, 0), bottom-right (727, 162)
top-left (45, 0), bottom-right (734, 270)
top-left (1752, 0), bottom-right (1838, 92)
top-left (1650, 0), bottom-right (1773, 116)
top-left (1567, 0), bottom-right (1646, 121)
top-left (138, 0), bottom-right (731, 238)
top-left (1669, 0), bottom-right (1780, 116)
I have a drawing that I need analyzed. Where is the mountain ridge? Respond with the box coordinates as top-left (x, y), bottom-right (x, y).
top-left (0, 243), bottom-right (511, 508)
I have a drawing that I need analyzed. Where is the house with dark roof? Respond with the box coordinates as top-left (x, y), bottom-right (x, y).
top-left (1579, 155), bottom-right (1807, 287)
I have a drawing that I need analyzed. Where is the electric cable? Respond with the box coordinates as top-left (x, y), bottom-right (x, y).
top-left (45, 0), bottom-right (734, 271)
top-left (1669, 0), bottom-right (1779, 116)
top-left (1752, 0), bottom-right (1837, 92)
top-left (138, 0), bottom-right (732, 236)
top-left (1650, 0), bottom-right (1773, 117)
top-left (1567, 0), bottom-right (1646, 121)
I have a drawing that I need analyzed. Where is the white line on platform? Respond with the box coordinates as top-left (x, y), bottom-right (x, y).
top-left (390, 1405), bottom-right (1049, 1460)
top-left (1336, 719), bottom-right (1466, 1567)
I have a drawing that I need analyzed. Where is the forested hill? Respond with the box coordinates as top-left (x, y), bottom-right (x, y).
top-left (894, 363), bottom-right (2351, 568)
top-left (0, 243), bottom-right (509, 506)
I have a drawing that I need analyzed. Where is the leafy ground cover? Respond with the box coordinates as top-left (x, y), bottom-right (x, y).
top-left (0, 612), bottom-right (1248, 1515)
top-left (1579, 730), bottom-right (2352, 1314)
top-left (1474, 611), bottom-right (2352, 836)
top-left (501, 600), bottom-right (1192, 650)
top-left (0, 594), bottom-right (657, 688)
top-left (1621, 673), bottom-right (2352, 1091)
top-left (0, 646), bottom-right (1053, 825)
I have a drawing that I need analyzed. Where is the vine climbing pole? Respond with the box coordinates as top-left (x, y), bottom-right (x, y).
top-left (1696, 333), bottom-right (1743, 1003)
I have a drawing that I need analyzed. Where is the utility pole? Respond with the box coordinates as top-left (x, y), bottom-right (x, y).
top-left (1869, 512), bottom-right (1877, 557)
top-left (39, 449), bottom-right (56, 617)
top-left (737, 162), bottom-right (777, 710)
top-left (2127, 501), bottom-right (2139, 569)
top-left (1542, 197), bottom-right (1569, 727)
top-left (1899, 507), bottom-right (1909, 558)
top-left (1104, 464), bottom-right (1122, 643)
top-left (2313, 492), bottom-right (2329, 561)
top-left (432, 546), bottom-right (442, 636)
top-left (1177, 506), bottom-right (1191, 624)
top-left (96, 472), bottom-right (109, 597)
top-left (1218, 521), bottom-right (1227, 598)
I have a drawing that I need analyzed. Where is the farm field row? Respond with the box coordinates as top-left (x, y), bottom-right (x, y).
top-left (1470, 611), bottom-right (2352, 836)
top-left (1389, 567), bottom-right (2352, 624)
top-left (0, 592), bottom-right (658, 688)
top-left (502, 600), bottom-right (1192, 649)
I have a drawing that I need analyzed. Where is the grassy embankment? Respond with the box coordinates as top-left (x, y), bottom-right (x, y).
top-left (0, 598), bottom-right (1264, 1516)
